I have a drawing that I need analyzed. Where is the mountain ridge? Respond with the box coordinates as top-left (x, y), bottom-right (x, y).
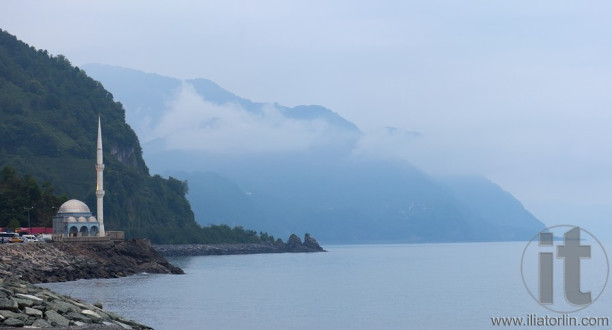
top-left (0, 29), bottom-right (282, 244)
top-left (81, 63), bottom-right (546, 243)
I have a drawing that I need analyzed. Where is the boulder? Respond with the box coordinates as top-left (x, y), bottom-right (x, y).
top-left (67, 311), bottom-right (93, 323)
top-left (0, 310), bottom-right (26, 321)
top-left (24, 307), bottom-right (42, 317)
top-left (2, 317), bottom-right (24, 327)
top-left (44, 310), bottom-right (70, 327)
top-left (47, 300), bottom-right (79, 313)
top-left (32, 318), bottom-right (51, 328)
top-left (15, 293), bottom-right (43, 303)
top-left (13, 297), bottom-right (33, 308)
top-left (82, 309), bottom-right (102, 320)
top-left (0, 297), bottom-right (18, 311)
top-left (0, 287), bottom-right (13, 297)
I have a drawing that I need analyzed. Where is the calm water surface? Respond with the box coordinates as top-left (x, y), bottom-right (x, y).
top-left (38, 242), bottom-right (612, 329)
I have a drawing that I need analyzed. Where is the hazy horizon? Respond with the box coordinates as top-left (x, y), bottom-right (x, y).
top-left (2, 1), bottom-right (612, 238)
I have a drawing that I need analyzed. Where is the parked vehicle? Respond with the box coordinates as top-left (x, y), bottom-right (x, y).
top-left (0, 233), bottom-right (24, 243)
top-left (9, 234), bottom-right (23, 243)
top-left (22, 234), bottom-right (37, 242)
top-left (0, 232), bottom-right (15, 244)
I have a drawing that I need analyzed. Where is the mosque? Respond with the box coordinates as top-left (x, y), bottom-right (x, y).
top-left (52, 117), bottom-right (106, 238)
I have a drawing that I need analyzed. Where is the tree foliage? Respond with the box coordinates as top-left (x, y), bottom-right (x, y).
top-left (0, 166), bottom-right (67, 228)
top-left (0, 29), bottom-right (273, 244)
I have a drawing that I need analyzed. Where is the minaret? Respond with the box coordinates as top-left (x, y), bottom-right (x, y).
top-left (96, 116), bottom-right (106, 236)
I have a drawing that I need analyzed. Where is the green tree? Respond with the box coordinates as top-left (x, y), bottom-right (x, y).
top-left (0, 166), bottom-right (68, 228)
top-left (0, 29), bottom-right (272, 244)
top-left (7, 218), bottom-right (20, 230)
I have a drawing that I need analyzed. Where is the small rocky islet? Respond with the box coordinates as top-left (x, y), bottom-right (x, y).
top-left (0, 234), bottom-right (325, 328)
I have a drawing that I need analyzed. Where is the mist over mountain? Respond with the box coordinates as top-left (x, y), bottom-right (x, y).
top-left (83, 63), bottom-right (545, 243)
top-left (83, 63), bottom-right (360, 153)
top-left (0, 31), bottom-right (194, 243)
top-left (0, 30), bottom-right (290, 244)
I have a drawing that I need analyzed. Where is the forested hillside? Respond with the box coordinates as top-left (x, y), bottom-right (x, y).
top-left (0, 29), bottom-right (270, 243)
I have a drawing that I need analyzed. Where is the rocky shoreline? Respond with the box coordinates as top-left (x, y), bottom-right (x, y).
top-left (154, 233), bottom-right (326, 257)
top-left (0, 276), bottom-right (150, 329)
top-left (0, 239), bottom-right (183, 284)
top-left (0, 239), bottom-right (181, 328)
top-left (0, 234), bottom-right (325, 328)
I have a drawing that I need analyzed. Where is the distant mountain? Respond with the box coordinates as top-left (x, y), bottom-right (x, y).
top-left (82, 63), bottom-right (360, 140)
top-left (0, 29), bottom-right (277, 244)
top-left (438, 176), bottom-right (544, 241)
top-left (174, 158), bottom-right (543, 243)
top-left (82, 64), bottom-right (546, 243)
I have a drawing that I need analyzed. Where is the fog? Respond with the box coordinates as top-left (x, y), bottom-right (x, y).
top-left (143, 82), bottom-right (359, 156)
top-left (2, 0), bottom-right (612, 236)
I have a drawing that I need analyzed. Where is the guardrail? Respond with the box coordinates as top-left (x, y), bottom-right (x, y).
top-left (52, 231), bottom-right (125, 243)
top-left (53, 235), bottom-right (111, 243)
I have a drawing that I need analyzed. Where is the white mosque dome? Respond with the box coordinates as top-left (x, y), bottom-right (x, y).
top-left (67, 216), bottom-right (77, 222)
top-left (88, 216), bottom-right (97, 222)
top-left (78, 216), bottom-right (87, 222)
top-left (58, 199), bottom-right (91, 214)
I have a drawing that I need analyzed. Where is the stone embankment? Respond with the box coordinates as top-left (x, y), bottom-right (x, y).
top-left (154, 233), bottom-right (326, 257)
top-left (0, 239), bottom-right (183, 283)
top-left (0, 276), bottom-right (149, 329)
top-left (0, 239), bottom-right (182, 328)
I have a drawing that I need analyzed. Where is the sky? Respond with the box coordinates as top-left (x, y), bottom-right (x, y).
top-left (2, 1), bottom-right (612, 232)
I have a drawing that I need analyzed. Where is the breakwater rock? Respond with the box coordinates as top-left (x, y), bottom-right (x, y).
top-left (154, 233), bottom-right (326, 257)
top-left (0, 239), bottom-right (181, 328)
top-left (0, 239), bottom-right (184, 283)
top-left (0, 276), bottom-right (150, 329)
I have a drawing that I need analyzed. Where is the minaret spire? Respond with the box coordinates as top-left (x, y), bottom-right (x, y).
top-left (96, 116), bottom-right (106, 236)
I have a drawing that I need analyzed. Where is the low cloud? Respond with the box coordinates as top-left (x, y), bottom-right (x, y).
top-left (148, 83), bottom-right (346, 154)
top-left (142, 81), bottom-right (612, 211)
top-left (351, 127), bottom-right (420, 160)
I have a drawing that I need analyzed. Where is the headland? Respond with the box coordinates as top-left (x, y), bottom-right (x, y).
top-left (154, 233), bottom-right (326, 256)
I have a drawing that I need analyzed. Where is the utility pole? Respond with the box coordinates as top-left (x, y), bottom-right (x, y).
top-left (24, 206), bottom-right (33, 233)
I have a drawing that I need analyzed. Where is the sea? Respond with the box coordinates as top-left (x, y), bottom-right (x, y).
top-left (38, 242), bottom-right (612, 330)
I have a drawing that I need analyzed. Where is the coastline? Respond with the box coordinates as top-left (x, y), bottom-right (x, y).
top-left (0, 239), bottom-right (179, 328)
top-left (0, 276), bottom-right (151, 329)
top-left (0, 234), bottom-right (325, 328)
top-left (0, 239), bottom-right (182, 284)
top-left (153, 234), bottom-right (326, 257)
